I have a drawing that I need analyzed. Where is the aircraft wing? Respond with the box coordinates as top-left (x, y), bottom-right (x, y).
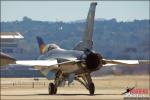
top-left (102, 59), bottom-right (150, 67)
top-left (0, 52), bottom-right (16, 66)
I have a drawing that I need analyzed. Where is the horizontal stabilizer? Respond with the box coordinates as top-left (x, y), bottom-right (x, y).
top-left (16, 59), bottom-right (81, 67)
top-left (16, 60), bottom-right (58, 66)
top-left (102, 59), bottom-right (150, 67)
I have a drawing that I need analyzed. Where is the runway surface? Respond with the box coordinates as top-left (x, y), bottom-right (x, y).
top-left (1, 88), bottom-right (124, 100)
top-left (1, 75), bottom-right (149, 100)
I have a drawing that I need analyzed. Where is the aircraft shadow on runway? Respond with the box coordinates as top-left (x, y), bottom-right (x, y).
top-left (2, 93), bottom-right (123, 96)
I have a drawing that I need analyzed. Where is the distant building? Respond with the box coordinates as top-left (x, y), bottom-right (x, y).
top-left (0, 32), bottom-right (42, 77)
top-left (0, 32), bottom-right (24, 54)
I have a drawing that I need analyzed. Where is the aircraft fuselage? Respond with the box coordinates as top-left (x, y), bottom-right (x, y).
top-left (37, 48), bottom-right (101, 77)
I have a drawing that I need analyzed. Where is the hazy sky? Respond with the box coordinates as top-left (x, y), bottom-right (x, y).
top-left (1, 1), bottom-right (149, 22)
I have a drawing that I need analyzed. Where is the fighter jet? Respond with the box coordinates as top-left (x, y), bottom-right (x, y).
top-left (1, 2), bottom-right (149, 95)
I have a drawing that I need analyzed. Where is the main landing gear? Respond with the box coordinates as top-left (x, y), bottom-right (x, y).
top-left (75, 73), bottom-right (95, 95)
top-left (48, 83), bottom-right (57, 95)
top-left (48, 70), bottom-right (62, 95)
top-left (89, 82), bottom-right (95, 95)
top-left (48, 71), bottom-right (95, 95)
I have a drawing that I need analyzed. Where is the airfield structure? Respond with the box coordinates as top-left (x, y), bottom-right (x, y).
top-left (0, 32), bottom-right (24, 54)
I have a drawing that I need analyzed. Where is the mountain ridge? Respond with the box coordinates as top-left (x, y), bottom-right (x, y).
top-left (1, 17), bottom-right (149, 60)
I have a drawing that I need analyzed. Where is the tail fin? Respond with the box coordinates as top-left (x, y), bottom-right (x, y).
top-left (73, 2), bottom-right (97, 51)
top-left (36, 36), bottom-right (46, 55)
top-left (83, 2), bottom-right (97, 42)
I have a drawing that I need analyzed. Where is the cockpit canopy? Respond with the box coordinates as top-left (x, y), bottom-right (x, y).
top-left (44, 44), bottom-right (61, 53)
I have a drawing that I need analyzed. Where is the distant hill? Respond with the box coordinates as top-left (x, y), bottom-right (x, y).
top-left (1, 17), bottom-right (149, 60)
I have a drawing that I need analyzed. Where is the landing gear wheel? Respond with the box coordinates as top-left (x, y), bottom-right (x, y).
top-left (48, 83), bottom-right (57, 95)
top-left (89, 82), bottom-right (95, 95)
top-left (53, 85), bottom-right (57, 94)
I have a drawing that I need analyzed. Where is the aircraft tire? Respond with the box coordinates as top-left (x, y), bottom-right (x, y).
top-left (53, 85), bottom-right (57, 94)
top-left (89, 82), bottom-right (95, 95)
top-left (49, 83), bottom-right (57, 95)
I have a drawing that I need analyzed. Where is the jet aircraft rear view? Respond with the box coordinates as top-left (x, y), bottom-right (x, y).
top-left (1, 2), bottom-right (150, 95)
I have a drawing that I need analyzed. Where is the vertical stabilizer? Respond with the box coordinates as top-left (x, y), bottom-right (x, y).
top-left (83, 2), bottom-right (97, 42)
top-left (73, 2), bottom-right (97, 51)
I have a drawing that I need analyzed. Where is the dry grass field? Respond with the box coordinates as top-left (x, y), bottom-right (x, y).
top-left (1, 75), bottom-right (149, 100)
